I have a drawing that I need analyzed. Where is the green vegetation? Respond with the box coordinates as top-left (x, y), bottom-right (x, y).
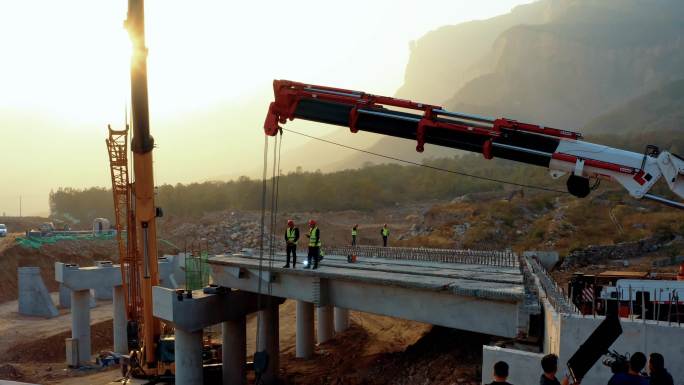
top-left (49, 153), bottom-right (563, 224)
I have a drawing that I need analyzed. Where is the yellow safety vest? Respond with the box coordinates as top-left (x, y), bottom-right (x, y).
top-left (309, 226), bottom-right (321, 247)
top-left (286, 228), bottom-right (297, 242)
top-left (382, 227), bottom-right (389, 237)
top-left (352, 228), bottom-right (358, 236)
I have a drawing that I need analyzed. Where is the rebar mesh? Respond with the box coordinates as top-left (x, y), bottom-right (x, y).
top-left (323, 245), bottom-right (518, 267)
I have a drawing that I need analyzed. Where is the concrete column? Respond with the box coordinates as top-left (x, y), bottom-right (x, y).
top-left (334, 307), bottom-right (350, 333)
top-left (296, 301), bottom-right (314, 358)
top-left (222, 317), bottom-right (246, 385)
top-left (175, 328), bottom-right (204, 385)
top-left (257, 303), bottom-right (279, 384)
top-left (316, 305), bottom-right (334, 344)
top-left (113, 285), bottom-right (128, 354)
top-left (71, 289), bottom-right (91, 364)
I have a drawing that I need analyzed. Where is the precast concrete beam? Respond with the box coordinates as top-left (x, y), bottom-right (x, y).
top-left (317, 305), bottom-right (333, 344)
top-left (296, 301), bottom-right (314, 358)
top-left (71, 289), bottom-right (91, 364)
top-left (334, 307), bottom-right (349, 333)
top-left (209, 265), bottom-right (323, 304)
top-left (18, 267), bottom-right (58, 318)
top-left (175, 328), bottom-right (204, 385)
top-left (209, 257), bottom-right (522, 338)
top-left (222, 317), bottom-right (246, 385)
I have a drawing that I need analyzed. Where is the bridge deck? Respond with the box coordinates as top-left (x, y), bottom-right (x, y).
top-left (208, 252), bottom-right (527, 337)
top-left (210, 253), bottom-right (523, 300)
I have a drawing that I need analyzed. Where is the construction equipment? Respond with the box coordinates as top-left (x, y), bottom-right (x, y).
top-left (263, 79), bottom-right (684, 283)
top-left (105, 0), bottom-right (166, 377)
top-left (106, 1), bottom-right (227, 379)
top-left (264, 80), bottom-right (684, 210)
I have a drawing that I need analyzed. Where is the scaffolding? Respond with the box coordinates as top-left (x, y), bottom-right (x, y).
top-left (106, 125), bottom-right (142, 326)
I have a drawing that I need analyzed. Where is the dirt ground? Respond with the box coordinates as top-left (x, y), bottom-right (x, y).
top-left (0, 296), bottom-right (453, 385)
top-left (0, 234), bottom-right (176, 303)
top-left (1, 199), bottom-right (678, 384)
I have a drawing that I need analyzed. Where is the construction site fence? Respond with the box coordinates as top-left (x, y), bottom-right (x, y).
top-left (524, 256), bottom-right (580, 315)
top-left (322, 245), bottom-right (518, 267)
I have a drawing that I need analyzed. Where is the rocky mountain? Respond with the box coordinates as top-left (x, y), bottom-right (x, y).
top-left (288, 0), bottom-right (684, 172)
top-left (584, 79), bottom-right (684, 135)
top-left (396, 0), bottom-right (550, 103)
top-left (443, 0), bottom-right (684, 129)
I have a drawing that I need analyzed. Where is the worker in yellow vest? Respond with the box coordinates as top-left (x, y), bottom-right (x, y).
top-left (283, 219), bottom-right (299, 268)
top-left (381, 224), bottom-right (390, 247)
top-left (351, 224), bottom-right (358, 246)
top-left (305, 219), bottom-right (321, 269)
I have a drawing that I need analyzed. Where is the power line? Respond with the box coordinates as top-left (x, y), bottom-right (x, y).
top-left (282, 128), bottom-right (569, 194)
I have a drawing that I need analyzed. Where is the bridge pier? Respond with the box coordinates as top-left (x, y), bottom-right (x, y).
top-left (175, 328), bottom-right (204, 385)
top-left (317, 305), bottom-right (334, 344)
top-left (257, 303), bottom-right (280, 384)
top-left (112, 285), bottom-right (128, 354)
top-left (71, 289), bottom-right (91, 364)
top-left (296, 300), bottom-right (314, 358)
top-left (222, 316), bottom-right (246, 385)
top-left (334, 307), bottom-right (349, 333)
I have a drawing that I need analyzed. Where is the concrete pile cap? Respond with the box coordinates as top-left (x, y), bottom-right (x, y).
top-left (55, 262), bottom-right (123, 290)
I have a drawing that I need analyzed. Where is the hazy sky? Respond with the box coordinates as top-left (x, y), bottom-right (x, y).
top-left (0, 0), bottom-right (533, 216)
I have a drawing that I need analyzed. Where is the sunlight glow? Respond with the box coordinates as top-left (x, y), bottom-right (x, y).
top-left (0, 0), bottom-right (533, 215)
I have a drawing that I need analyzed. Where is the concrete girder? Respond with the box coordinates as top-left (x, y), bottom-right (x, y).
top-left (209, 262), bottom-right (522, 338)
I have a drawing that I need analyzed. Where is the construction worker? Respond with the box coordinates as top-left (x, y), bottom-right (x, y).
top-left (305, 219), bottom-right (321, 269)
top-left (486, 361), bottom-right (513, 385)
top-left (540, 354), bottom-right (570, 385)
top-left (648, 353), bottom-right (674, 385)
top-left (608, 352), bottom-right (649, 385)
top-left (283, 219), bottom-right (299, 268)
top-left (351, 224), bottom-right (358, 246)
top-left (381, 224), bottom-right (390, 247)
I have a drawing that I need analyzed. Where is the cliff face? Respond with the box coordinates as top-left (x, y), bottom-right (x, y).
top-left (395, 1), bottom-right (550, 103)
top-left (293, 1), bottom-right (684, 171)
top-left (400, 0), bottom-right (684, 130)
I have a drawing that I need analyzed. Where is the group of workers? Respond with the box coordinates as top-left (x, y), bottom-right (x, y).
top-left (283, 219), bottom-right (320, 269)
top-left (486, 352), bottom-right (674, 385)
top-left (282, 220), bottom-right (392, 270)
top-left (353, 223), bottom-right (391, 247)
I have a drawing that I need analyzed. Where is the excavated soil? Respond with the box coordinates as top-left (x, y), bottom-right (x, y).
top-left (0, 236), bottom-right (177, 303)
top-left (5, 320), bottom-right (114, 363)
top-left (278, 325), bottom-right (488, 385)
top-left (0, 238), bottom-right (119, 303)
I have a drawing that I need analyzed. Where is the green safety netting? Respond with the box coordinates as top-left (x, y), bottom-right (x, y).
top-left (185, 250), bottom-right (211, 290)
top-left (16, 232), bottom-right (117, 249)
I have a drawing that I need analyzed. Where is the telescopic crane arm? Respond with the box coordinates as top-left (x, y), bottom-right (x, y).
top-left (126, 0), bottom-right (161, 367)
top-left (264, 80), bottom-right (684, 210)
